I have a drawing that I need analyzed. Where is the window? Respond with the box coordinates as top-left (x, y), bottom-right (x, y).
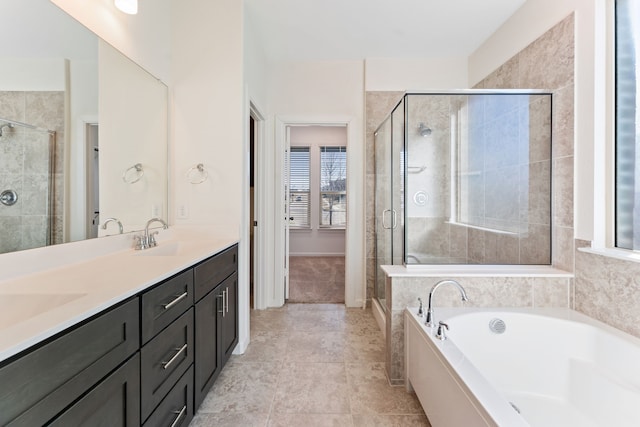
top-left (289, 147), bottom-right (310, 228)
top-left (320, 146), bottom-right (347, 227)
top-left (615, 0), bottom-right (640, 249)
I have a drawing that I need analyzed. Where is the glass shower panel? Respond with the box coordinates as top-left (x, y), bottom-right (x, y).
top-left (0, 124), bottom-right (55, 254)
top-left (404, 95), bottom-right (457, 264)
top-left (391, 99), bottom-right (405, 265)
top-left (403, 92), bottom-right (552, 265)
top-left (374, 116), bottom-right (392, 310)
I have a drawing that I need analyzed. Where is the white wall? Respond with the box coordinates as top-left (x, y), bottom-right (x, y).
top-left (365, 57), bottom-right (469, 91)
top-left (170, 0), bottom-right (244, 236)
top-left (469, 0), bottom-right (598, 241)
top-left (243, 18), bottom-right (269, 113)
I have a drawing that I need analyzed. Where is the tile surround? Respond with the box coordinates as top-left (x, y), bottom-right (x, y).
top-left (575, 243), bottom-right (640, 340)
top-left (384, 273), bottom-right (572, 383)
top-left (0, 91), bottom-right (64, 253)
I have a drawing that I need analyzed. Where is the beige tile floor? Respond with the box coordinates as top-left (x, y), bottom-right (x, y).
top-left (190, 303), bottom-right (431, 427)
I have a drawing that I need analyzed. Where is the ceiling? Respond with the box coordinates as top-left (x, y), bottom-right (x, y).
top-left (244, 0), bottom-right (526, 62)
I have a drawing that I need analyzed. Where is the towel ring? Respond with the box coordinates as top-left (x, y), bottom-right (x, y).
top-left (122, 163), bottom-right (144, 184)
top-left (187, 163), bottom-right (208, 184)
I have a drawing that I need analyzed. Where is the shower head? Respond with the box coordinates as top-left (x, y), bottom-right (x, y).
top-left (418, 122), bottom-right (432, 137)
top-left (0, 123), bottom-right (13, 137)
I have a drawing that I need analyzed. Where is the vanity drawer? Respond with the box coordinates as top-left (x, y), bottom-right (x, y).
top-left (142, 269), bottom-right (194, 344)
top-left (143, 365), bottom-right (194, 427)
top-left (194, 244), bottom-right (237, 301)
top-left (0, 298), bottom-right (139, 427)
top-left (141, 308), bottom-right (194, 421)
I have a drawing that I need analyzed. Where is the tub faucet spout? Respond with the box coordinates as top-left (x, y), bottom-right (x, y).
top-left (425, 279), bottom-right (468, 328)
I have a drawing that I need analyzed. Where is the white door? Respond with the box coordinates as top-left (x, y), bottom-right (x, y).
top-left (283, 126), bottom-right (291, 300)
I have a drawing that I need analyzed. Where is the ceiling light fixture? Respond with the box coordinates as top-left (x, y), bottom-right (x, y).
top-left (115, 0), bottom-right (138, 15)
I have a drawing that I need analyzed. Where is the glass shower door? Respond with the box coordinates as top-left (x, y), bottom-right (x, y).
top-left (374, 97), bottom-right (405, 311)
top-left (374, 117), bottom-right (392, 309)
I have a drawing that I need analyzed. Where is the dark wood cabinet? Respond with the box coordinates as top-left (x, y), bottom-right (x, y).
top-left (0, 298), bottom-right (139, 427)
top-left (141, 308), bottom-right (194, 421)
top-left (141, 269), bottom-right (194, 344)
top-left (219, 272), bottom-right (238, 367)
top-left (48, 353), bottom-right (141, 427)
top-left (194, 248), bottom-right (238, 409)
top-left (143, 366), bottom-right (194, 427)
top-left (194, 285), bottom-right (221, 407)
top-left (0, 243), bottom-right (238, 426)
top-left (194, 245), bottom-right (237, 301)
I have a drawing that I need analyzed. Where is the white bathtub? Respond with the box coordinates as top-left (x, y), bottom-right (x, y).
top-left (404, 307), bottom-right (640, 427)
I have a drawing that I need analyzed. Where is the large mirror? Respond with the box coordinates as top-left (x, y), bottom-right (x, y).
top-left (0, 0), bottom-right (168, 254)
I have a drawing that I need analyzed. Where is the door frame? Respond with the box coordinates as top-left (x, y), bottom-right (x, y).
top-left (273, 115), bottom-right (365, 308)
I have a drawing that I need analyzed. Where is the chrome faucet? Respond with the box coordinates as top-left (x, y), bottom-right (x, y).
top-left (425, 279), bottom-right (468, 328)
top-left (101, 217), bottom-right (123, 234)
top-left (135, 218), bottom-right (168, 250)
top-left (144, 218), bottom-right (168, 247)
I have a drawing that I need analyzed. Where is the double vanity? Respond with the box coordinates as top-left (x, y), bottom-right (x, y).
top-left (0, 227), bottom-right (238, 426)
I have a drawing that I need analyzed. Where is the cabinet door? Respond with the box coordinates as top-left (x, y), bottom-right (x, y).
top-left (194, 287), bottom-right (221, 409)
top-left (220, 272), bottom-right (238, 365)
top-left (48, 353), bottom-right (140, 427)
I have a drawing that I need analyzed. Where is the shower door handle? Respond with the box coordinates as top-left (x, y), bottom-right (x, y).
top-left (382, 209), bottom-right (397, 229)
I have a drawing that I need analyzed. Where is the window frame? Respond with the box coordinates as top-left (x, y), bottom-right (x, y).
top-left (319, 146), bottom-right (347, 229)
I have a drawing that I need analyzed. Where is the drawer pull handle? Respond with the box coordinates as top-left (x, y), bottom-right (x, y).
top-left (163, 291), bottom-right (188, 310)
top-left (169, 405), bottom-right (187, 427)
top-left (217, 293), bottom-right (224, 314)
top-left (162, 343), bottom-right (188, 370)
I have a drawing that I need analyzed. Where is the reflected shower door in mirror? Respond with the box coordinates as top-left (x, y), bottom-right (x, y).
top-left (403, 92), bottom-right (552, 265)
top-left (0, 0), bottom-right (168, 255)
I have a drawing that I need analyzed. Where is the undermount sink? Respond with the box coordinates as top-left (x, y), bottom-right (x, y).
top-left (133, 241), bottom-right (205, 257)
top-left (0, 293), bottom-right (87, 331)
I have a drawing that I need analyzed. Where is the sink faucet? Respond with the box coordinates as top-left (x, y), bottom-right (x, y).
top-left (144, 218), bottom-right (168, 248)
top-left (135, 218), bottom-right (168, 250)
top-left (101, 217), bottom-right (123, 234)
top-left (425, 279), bottom-right (468, 328)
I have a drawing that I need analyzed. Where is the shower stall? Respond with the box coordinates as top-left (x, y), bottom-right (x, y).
top-left (0, 118), bottom-right (56, 254)
top-left (374, 91), bottom-right (553, 309)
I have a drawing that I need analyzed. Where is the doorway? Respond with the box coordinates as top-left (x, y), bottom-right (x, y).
top-left (286, 125), bottom-right (346, 303)
top-left (86, 123), bottom-right (99, 239)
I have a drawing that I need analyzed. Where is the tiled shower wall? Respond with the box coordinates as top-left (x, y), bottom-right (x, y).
top-left (404, 94), bottom-right (552, 265)
top-left (365, 14), bottom-right (576, 305)
top-left (0, 91), bottom-right (65, 253)
top-left (474, 15), bottom-right (575, 273)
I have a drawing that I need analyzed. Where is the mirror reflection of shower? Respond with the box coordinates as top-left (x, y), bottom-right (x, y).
top-left (0, 117), bottom-right (56, 254)
top-left (418, 122), bottom-right (432, 137)
top-left (0, 122), bottom-right (14, 137)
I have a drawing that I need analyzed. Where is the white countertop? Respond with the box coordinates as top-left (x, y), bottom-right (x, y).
top-left (0, 226), bottom-right (238, 363)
